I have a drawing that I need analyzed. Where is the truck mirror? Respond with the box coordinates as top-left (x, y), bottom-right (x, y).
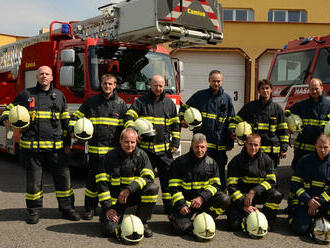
top-left (60, 66), bottom-right (75, 87)
top-left (61, 49), bottom-right (75, 63)
top-left (178, 61), bottom-right (184, 91)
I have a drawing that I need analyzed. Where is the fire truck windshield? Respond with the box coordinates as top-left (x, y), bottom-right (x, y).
top-left (270, 50), bottom-right (315, 86)
top-left (88, 45), bottom-right (176, 94)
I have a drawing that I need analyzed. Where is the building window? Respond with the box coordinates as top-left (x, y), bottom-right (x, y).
top-left (224, 9), bottom-right (254, 21)
top-left (268, 10), bottom-right (307, 22)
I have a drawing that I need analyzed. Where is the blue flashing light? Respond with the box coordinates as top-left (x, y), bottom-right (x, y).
top-left (61, 24), bottom-right (70, 35)
top-left (283, 44), bottom-right (288, 49)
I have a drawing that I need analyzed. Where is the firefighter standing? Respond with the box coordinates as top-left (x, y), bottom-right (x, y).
top-left (286, 78), bottom-right (330, 169)
top-left (0, 66), bottom-right (80, 224)
top-left (95, 128), bottom-right (159, 237)
top-left (69, 74), bottom-right (127, 220)
top-left (179, 70), bottom-right (235, 190)
top-left (290, 134), bottom-right (330, 236)
top-left (229, 79), bottom-right (289, 166)
top-left (124, 75), bottom-right (180, 214)
top-left (168, 133), bottom-right (230, 235)
top-left (226, 134), bottom-right (283, 231)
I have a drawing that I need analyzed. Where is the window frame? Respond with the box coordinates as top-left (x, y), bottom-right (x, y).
top-left (268, 9), bottom-right (307, 23)
top-left (224, 9), bottom-right (254, 21)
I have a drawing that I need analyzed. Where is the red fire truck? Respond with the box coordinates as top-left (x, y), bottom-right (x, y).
top-left (0, 0), bottom-right (224, 164)
top-left (268, 34), bottom-right (330, 109)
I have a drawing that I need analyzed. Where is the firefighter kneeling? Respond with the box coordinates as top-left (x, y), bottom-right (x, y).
top-left (95, 128), bottom-right (158, 240)
top-left (226, 133), bottom-right (283, 234)
top-left (168, 133), bottom-right (230, 239)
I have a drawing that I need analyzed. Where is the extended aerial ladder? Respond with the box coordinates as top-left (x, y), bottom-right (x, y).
top-left (0, 0), bottom-right (223, 79)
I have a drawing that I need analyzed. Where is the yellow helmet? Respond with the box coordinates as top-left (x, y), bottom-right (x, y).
top-left (120, 215), bottom-right (144, 243)
top-left (193, 212), bottom-right (216, 241)
top-left (134, 118), bottom-right (156, 137)
top-left (243, 210), bottom-right (268, 238)
top-left (235, 121), bottom-right (253, 145)
top-left (311, 217), bottom-right (330, 244)
top-left (74, 117), bottom-right (94, 140)
top-left (285, 114), bottom-right (303, 133)
top-left (8, 105), bottom-right (30, 128)
top-left (184, 107), bottom-right (202, 131)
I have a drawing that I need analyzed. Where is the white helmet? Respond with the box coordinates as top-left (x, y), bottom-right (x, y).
top-left (8, 105), bottom-right (30, 128)
top-left (184, 107), bottom-right (202, 131)
top-left (74, 117), bottom-right (94, 140)
top-left (193, 212), bottom-right (216, 241)
top-left (324, 121), bottom-right (330, 136)
top-left (120, 215), bottom-right (144, 243)
top-left (243, 210), bottom-right (268, 238)
top-left (235, 121), bottom-right (253, 145)
top-left (311, 217), bottom-right (330, 244)
top-left (285, 114), bottom-right (303, 133)
top-left (134, 118), bottom-right (156, 137)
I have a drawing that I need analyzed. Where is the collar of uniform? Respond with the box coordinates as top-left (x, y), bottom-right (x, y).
top-left (258, 96), bottom-right (272, 106)
top-left (35, 82), bottom-right (53, 93)
top-left (207, 86), bottom-right (224, 96)
top-left (188, 148), bottom-right (207, 164)
top-left (101, 90), bottom-right (117, 101)
top-left (308, 92), bottom-right (326, 103)
top-left (241, 147), bottom-right (262, 161)
top-left (118, 146), bottom-right (138, 158)
top-left (148, 89), bottom-right (165, 101)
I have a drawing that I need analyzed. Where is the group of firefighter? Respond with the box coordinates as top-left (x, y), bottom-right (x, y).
top-left (1, 65), bottom-right (330, 244)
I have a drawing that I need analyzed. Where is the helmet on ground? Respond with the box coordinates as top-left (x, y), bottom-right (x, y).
top-left (121, 215), bottom-right (144, 243)
top-left (134, 118), bottom-right (156, 137)
top-left (235, 121), bottom-right (252, 145)
top-left (193, 212), bottom-right (216, 241)
top-left (324, 121), bottom-right (330, 136)
top-left (8, 105), bottom-right (30, 128)
top-left (285, 114), bottom-right (303, 133)
top-left (74, 117), bottom-right (94, 140)
top-left (311, 217), bottom-right (330, 244)
top-left (184, 107), bottom-right (202, 131)
top-left (243, 210), bottom-right (268, 238)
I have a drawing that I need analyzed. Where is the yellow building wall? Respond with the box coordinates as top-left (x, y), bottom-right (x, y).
top-left (221, 0), bottom-right (330, 23)
top-left (0, 34), bottom-right (28, 47)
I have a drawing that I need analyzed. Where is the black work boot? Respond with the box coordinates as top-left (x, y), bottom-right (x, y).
top-left (83, 209), bottom-right (95, 220)
top-left (26, 209), bottom-right (39, 224)
top-left (62, 209), bottom-right (80, 221)
top-left (143, 222), bottom-right (153, 238)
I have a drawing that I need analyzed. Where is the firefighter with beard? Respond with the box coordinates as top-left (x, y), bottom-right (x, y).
top-left (124, 75), bottom-right (180, 214)
top-left (69, 74), bottom-right (127, 220)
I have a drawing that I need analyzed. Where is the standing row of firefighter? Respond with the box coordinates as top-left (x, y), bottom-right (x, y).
top-left (0, 65), bottom-right (329, 243)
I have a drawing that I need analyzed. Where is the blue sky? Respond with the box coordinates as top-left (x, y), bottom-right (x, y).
top-left (0, 0), bottom-right (112, 37)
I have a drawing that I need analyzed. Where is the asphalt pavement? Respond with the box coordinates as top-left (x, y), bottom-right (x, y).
top-left (0, 147), bottom-right (325, 248)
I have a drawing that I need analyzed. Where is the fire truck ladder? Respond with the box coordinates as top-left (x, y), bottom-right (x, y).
top-left (0, 0), bottom-right (223, 78)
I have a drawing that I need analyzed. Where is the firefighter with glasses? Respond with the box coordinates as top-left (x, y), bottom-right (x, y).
top-left (226, 133), bottom-right (283, 232)
top-left (168, 133), bottom-right (230, 235)
top-left (95, 128), bottom-right (158, 238)
top-left (0, 66), bottom-right (79, 224)
top-left (69, 74), bottom-right (127, 220)
top-left (124, 75), bottom-right (180, 214)
top-left (179, 70), bottom-right (235, 190)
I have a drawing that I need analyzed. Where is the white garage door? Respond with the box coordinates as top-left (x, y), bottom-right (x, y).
top-left (258, 53), bottom-right (274, 82)
top-left (173, 51), bottom-right (245, 113)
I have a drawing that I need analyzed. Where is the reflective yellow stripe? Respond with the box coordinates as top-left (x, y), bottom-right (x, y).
top-left (321, 192), bottom-right (330, 202)
top-left (169, 178), bottom-right (183, 187)
top-left (56, 189), bottom-right (74, 198)
top-left (172, 192), bottom-right (184, 205)
top-left (90, 117), bottom-right (124, 126)
top-left (61, 112), bottom-right (70, 119)
top-left (311, 180), bottom-right (326, 188)
top-left (85, 188), bottom-right (98, 198)
top-left (19, 140), bottom-right (63, 149)
top-left (171, 131), bottom-right (181, 139)
top-left (209, 177), bottom-right (221, 185)
top-left (139, 141), bottom-right (170, 152)
top-left (266, 174), bottom-right (276, 182)
top-left (88, 146), bottom-right (115, 155)
top-left (228, 122), bottom-right (237, 129)
top-left (28, 111), bottom-right (60, 119)
top-left (209, 206), bottom-right (225, 215)
top-left (227, 177), bottom-right (239, 185)
top-left (302, 119), bottom-right (327, 126)
top-left (126, 109), bottom-right (138, 119)
top-left (264, 202), bottom-right (280, 210)
top-left (25, 191), bottom-right (43, 200)
top-left (125, 120), bottom-right (135, 128)
top-left (294, 141), bottom-right (315, 151)
top-left (260, 146), bottom-right (280, 153)
top-left (111, 178), bottom-right (120, 186)
top-left (141, 195), bottom-right (158, 203)
top-left (207, 142), bottom-right (226, 151)
top-left (231, 190), bottom-right (244, 201)
top-left (98, 191), bottom-right (111, 202)
top-left (242, 176), bottom-right (264, 184)
top-left (96, 173), bottom-right (109, 183)
top-left (280, 135), bottom-right (289, 142)
top-left (140, 168), bottom-right (155, 179)
top-left (68, 120), bottom-right (76, 127)
top-left (162, 192), bottom-right (172, 200)
top-left (260, 181), bottom-right (272, 191)
top-left (73, 110), bottom-right (85, 119)
top-left (134, 177), bottom-right (147, 189)
top-left (296, 188), bottom-right (305, 197)
top-left (205, 185), bottom-right (217, 196)
top-left (277, 122), bottom-right (288, 129)
top-left (291, 176), bottom-right (304, 183)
